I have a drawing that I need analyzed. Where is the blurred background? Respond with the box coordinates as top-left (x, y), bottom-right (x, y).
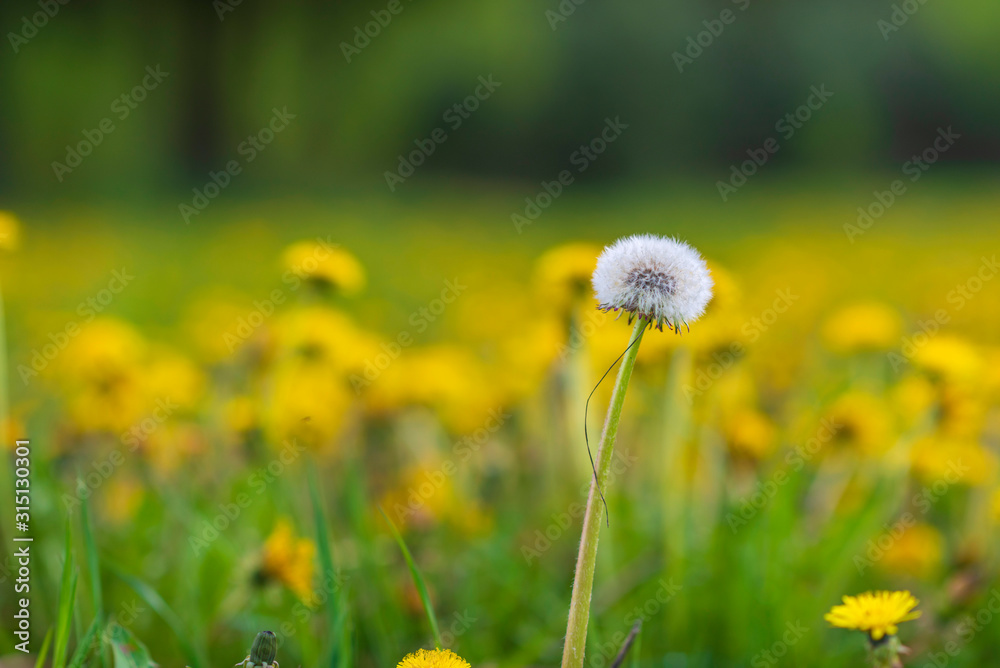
top-left (1, 0), bottom-right (999, 196)
top-left (2, 2), bottom-right (1000, 668)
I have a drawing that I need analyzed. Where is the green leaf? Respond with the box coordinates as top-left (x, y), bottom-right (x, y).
top-left (68, 617), bottom-right (103, 668)
top-left (53, 522), bottom-right (78, 668)
top-left (34, 629), bottom-right (54, 668)
top-left (308, 465), bottom-right (343, 668)
top-left (80, 488), bottom-right (107, 668)
top-left (378, 506), bottom-right (443, 649)
top-left (108, 624), bottom-right (153, 668)
top-left (110, 565), bottom-right (207, 668)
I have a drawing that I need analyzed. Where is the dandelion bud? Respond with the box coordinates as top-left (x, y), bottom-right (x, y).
top-left (250, 631), bottom-right (277, 665)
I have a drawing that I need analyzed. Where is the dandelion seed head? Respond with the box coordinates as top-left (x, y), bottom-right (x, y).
top-left (592, 234), bottom-right (713, 331)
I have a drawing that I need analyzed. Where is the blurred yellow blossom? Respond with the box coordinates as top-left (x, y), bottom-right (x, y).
top-left (910, 436), bottom-right (996, 486)
top-left (821, 301), bottom-right (902, 354)
top-left (878, 523), bottom-right (944, 579)
top-left (101, 476), bottom-right (145, 525)
top-left (0, 211), bottom-right (21, 252)
top-left (225, 395), bottom-right (258, 434)
top-left (264, 362), bottom-right (353, 451)
top-left (533, 242), bottom-right (600, 313)
top-left (145, 346), bottom-right (205, 412)
top-left (890, 375), bottom-right (936, 428)
top-left (822, 391), bottom-right (894, 457)
top-left (272, 305), bottom-right (377, 376)
top-left (260, 519), bottom-right (316, 601)
top-left (724, 408), bottom-right (776, 460)
top-left (282, 240), bottom-right (365, 295)
top-left (912, 334), bottom-right (982, 383)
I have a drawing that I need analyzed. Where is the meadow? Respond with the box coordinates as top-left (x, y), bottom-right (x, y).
top-left (2, 180), bottom-right (1000, 668)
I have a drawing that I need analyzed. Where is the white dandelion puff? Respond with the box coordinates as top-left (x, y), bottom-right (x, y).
top-left (592, 234), bottom-right (713, 331)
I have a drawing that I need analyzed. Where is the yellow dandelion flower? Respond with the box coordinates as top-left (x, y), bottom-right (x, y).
top-left (890, 375), bottom-right (936, 428)
top-left (59, 317), bottom-right (146, 385)
top-left (182, 290), bottom-right (255, 362)
top-left (0, 210), bottom-right (22, 252)
top-left (724, 408), bottom-right (776, 461)
top-left (272, 306), bottom-right (377, 375)
top-left (910, 436), bottom-right (996, 486)
top-left (821, 301), bottom-right (902, 354)
top-left (879, 523), bottom-right (944, 579)
top-left (224, 395), bottom-right (258, 434)
top-left (260, 519), bottom-right (316, 601)
top-left (937, 383), bottom-right (986, 440)
top-left (101, 476), bottom-right (145, 525)
top-left (822, 391), bottom-right (894, 457)
top-left (824, 590), bottom-right (921, 641)
top-left (144, 346), bottom-right (205, 412)
top-left (533, 242), bottom-right (601, 313)
top-left (263, 362), bottom-right (352, 452)
top-left (282, 240), bottom-right (365, 295)
top-left (912, 335), bottom-right (981, 383)
top-left (397, 648), bottom-right (470, 668)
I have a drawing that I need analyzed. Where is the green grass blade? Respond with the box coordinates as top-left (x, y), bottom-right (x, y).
top-left (34, 629), bottom-right (54, 668)
top-left (53, 523), bottom-right (78, 668)
top-left (80, 489), bottom-right (103, 618)
top-left (308, 465), bottom-right (342, 668)
top-left (378, 506), bottom-right (443, 649)
top-left (110, 565), bottom-right (207, 668)
top-left (80, 489), bottom-right (107, 668)
top-left (67, 617), bottom-right (102, 668)
top-left (108, 623), bottom-right (153, 668)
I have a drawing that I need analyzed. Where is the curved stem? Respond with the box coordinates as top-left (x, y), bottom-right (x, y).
top-left (561, 317), bottom-right (647, 668)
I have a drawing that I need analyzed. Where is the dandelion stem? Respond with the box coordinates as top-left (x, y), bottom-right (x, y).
top-left (561, 317), bottom-right (647, 668)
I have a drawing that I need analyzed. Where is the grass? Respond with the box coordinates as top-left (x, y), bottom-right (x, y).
top-left (3, 182), bottom-right (1000, 668)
